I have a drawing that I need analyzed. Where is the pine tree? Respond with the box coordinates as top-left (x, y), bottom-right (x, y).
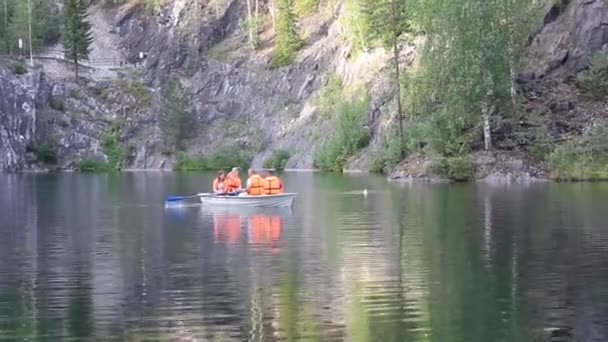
top-left (363, 0), bottom-right (410, 157)
top-left (63, 0), bottom-right (93, 81)
top-left (271, 0), bottom-right (302, 67)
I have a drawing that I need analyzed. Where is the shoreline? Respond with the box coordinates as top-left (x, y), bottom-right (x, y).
top-left (3, 168), bottom-right (608, 183)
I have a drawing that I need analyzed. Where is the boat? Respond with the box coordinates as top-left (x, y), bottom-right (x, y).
top-left (198, 193), bottom-right (297, 208)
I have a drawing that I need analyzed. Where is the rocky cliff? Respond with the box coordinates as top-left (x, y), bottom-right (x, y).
top-left (0, 0), bottom-right (606, 175)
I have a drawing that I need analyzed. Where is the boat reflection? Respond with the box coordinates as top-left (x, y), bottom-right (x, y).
top-left (204, 207), bottom-right (291, 248)
top-left (248, 214), bottom-right (282, 254)
top-left (213, 213), bottom-right (242, 244)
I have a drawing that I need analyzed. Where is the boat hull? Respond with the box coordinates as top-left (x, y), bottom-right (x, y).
top-left (198, 193), bottom-right (296, 208)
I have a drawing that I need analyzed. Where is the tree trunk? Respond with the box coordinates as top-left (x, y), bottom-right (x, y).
top-left (4, 0), bottom-right (9, 55)
top-left (510, 65), bottom-right (517, 105)
top-left (27, 0), bottom-right (33, 66)
top-left (481, 101), bottom-right (493, 151)
top-left (270, 0), bottom-right (277, 33)
top-left (246, 0), bottom-right (254, 49)
top-left (255, 0), bottom-right (259, 33)
top-left (393, 33), bottom-right (405, 158)
top-left (74, 58), bottom-right (79, 83)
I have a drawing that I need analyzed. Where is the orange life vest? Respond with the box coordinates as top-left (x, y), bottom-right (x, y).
top-left (226, 174), bottom-right (242, 192)
top-left (247, 174), bottom-right (265, 196)
top-left (264, 176), bottom-right (283, 195)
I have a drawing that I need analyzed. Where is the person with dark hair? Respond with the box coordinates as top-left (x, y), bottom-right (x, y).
top-left (213, 171), bottom-right (227, 194)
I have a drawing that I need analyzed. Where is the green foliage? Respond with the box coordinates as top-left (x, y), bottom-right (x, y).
top-left (49, 97), bottom-right (65, 111)
top-left (126, 81), bottom-right (152, 105)
top-left (548, 120), bottom-right (608, 180)
top-left (101, 131), bottom-right (128, 171)
top-left (270, 0), bottom-right (303, 68)
top-left (315, 75), bottom-right (343, 116)
top-left (362, 0), bottom-right (409, 49)
top-left (430, 156), bottom-right (475, 181)
top-left (404, 0), bottom-right (541, 156)
top-left (294, 0), bottom-right (318, 16)
top-left (241, 16), bottom-right (263, 49)
top-left (100, 0), bottom-right (164, 12)
top-left (173, 146), bottom-right (252, 171)
top-left (28, 141), bottom-right (58, 165)
top-left (370, 131), bottom-right (402, 173)
top-left (11, 61), bottom-right (26, 75)
top-left (0, 0), bottom-right (61, 54)
top-left (578, 49), bottom-right (608, 100)
top-left (63, 0), bottom-right (93, 78)
top-left (314, 91), bottom-right (370, 172)
top-left (370, 119), bottom-right (432, 173)
top-left (76, 130), bottom-right (129, 172)
top-left (263, 149), bottom-right (291, 171)
top-left (76, 159), bottom-right (113, 172)
top-left (161, 79), bottom-right (195, 152)
top-left (341, 0), bottom-right (373, 51)
top-left (40, 2), bottom-right (62, 45)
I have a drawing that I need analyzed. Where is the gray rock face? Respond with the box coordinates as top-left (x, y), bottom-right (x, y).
top-left (526, 0), bottom-right (608, 77)
top-left (0, 66), bottom-right (124, 172)
top-left (112, 0), bottom-right (350, 169)
top-left (0, 69), bottom-right (47, 172)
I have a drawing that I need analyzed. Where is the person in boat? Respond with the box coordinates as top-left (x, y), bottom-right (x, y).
top-left (212, 171), bottom-right (227, 194)
top-left (226, 167), bottom-right (244, 195)
top-left (263, 170), bottom-right (284, 195)
top-left (246, 169), bottom-right (265, 196)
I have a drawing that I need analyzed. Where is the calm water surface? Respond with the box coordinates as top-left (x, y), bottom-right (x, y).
top-left (0, 172), bottom-right (607, 341)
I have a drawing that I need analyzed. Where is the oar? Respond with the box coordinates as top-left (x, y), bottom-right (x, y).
top-left (165, 194), bottom-right (201, 202)
top-left (165, 193), bottom-right (210, 202)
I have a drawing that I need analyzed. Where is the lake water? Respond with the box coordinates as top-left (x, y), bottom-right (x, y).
top-left (0, 172), bottom-right (607, 341)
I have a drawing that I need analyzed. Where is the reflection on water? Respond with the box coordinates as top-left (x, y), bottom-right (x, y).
top-left (0, 173), bottom-right (607, 341)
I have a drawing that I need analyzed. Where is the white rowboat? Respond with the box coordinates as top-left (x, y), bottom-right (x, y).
top-left (198, 193), bottom-right (296, 208)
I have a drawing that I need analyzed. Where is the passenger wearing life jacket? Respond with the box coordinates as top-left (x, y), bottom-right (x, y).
top-left (212, 170), bottom-right (227, 194)
top-left (226, 167), bottom-right (243, 194)
top-left (246, 169), bottom-right (265, 196)
top-left (263, 170), bottom-right (283, 195)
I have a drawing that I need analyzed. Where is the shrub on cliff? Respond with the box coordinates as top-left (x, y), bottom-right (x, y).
top-left (548, 119), bottom-right (608, 180)
top-left (578, 49), bottom-right (608, 100)
top-left (314, 92), bottom-right (370, 172)
top-left (11, 62), bottom-right (27, 75)
top-left (161, 79), bottom-right (195, 153)
top-left (263, 149), bottom-right (291, 171)
top-left (430, 156), bottom-right (475, 181)
top-left (270, 0), bottom-right (303, 68)
top-left (27, 141), bottom-right (58, 166)
top-left (49, 97), bottom-right (65, 111)
top-left (174, 146), bottom-right (251, 171)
